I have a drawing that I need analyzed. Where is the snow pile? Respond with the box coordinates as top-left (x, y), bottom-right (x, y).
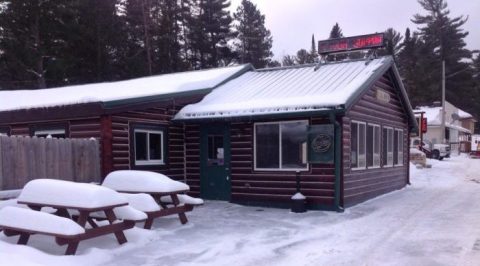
top-left (176, 57), bottom-right (390, 119)
top-left (0, 206), bottom-right (85, 236)
top-left (103, 170), bottom-right (189, 193)
top-left (0, 189), bottom-right (22, 200)
top-left (17, 179), bottom-right (127, 209)
top-left (120, 193), bottom-right (161, 212)
top-left (71, 205), bottom-right (147, 222)
top-left (0, 65), bottom-right (248, 112)
top-left (291, 192), bottom-right (306, 200)
top-left (160, 194), bottom-right (204, 205)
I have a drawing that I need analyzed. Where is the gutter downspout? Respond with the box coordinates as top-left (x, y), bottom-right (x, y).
top-left (329, 112), bottom-right (344, 212)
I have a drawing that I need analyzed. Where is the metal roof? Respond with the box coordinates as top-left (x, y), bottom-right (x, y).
top-left (175, 57), bottom-right (395, 120)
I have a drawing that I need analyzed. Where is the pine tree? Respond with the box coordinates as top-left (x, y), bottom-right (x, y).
top-left (233, 0), bottom-right (273, 68)
top-left (329, 23), bottom-right (343, 39)
top-left (189, 0), bottom-right (233, 68)
top-left (0, 0), bottom-right (68, 89)
top-left (308, 34), bottom-right (318, 63)
top-left (412, 0), bottom-right (474, 112)
top-left (379, 28), bottom-right (403, 60)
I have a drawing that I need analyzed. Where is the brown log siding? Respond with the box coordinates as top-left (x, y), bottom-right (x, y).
top-left (110, 106), bottom-right (186, 182)
top-left (228, 117), bottom-right (335, 207)
top-left (343, 73), bottom-right (409, 207)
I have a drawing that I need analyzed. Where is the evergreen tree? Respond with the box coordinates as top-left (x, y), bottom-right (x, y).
top-left (0, 0), bottom-right (68, 89)
top-left (378, 28), bottom-right (403, 60)
top-left (60, 0), bottom-right (124, 84)
top-left (233, 0), bottom-right (273, 68)
top-left (412, 0), bottom-right (475, 112)
top-left (309, 34), bottom-right (318, 63)
top-left (189, 0), bottom-right (233, 68)
top-left (329, 23), bottom-right (343, 39)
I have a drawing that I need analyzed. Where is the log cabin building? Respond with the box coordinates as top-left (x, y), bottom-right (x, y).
top-left (0, 54), bottom-right (417, 211)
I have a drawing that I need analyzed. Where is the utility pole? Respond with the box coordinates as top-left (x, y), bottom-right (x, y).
top-left (440, 60), bottom-right (446, 144)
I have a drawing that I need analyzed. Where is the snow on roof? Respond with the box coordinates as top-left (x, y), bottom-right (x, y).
top-left (416, 106), bottom-right (442, 125)
top-left (458, 109), bottom-right (473, 119)
top-left (102, 170), bottom-right (189, 193)
top-left (17, 179), bottom-right (127, 209)
top-left (0, 65), bottom-right (248, 112)
top-left (175, 57), bottom-right (392, 120)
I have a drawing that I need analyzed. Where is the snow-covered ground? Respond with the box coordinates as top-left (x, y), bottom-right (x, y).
top-left (1, 155), bottom-right (480, 266)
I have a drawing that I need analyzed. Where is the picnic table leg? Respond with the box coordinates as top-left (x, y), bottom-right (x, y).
top-left (144, 217), bottom-right (154, 230)
top-left (17, 233), bottom-right (30, 245)
top-left (65, 241), bottom-right (80, 255)
top-left (170, 194), bottom-right (188, 224)
top-left (104, 209), bottom-right (127, 245)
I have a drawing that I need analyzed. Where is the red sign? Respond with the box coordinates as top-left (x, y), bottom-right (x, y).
top-left (318, 33), bottom-right (385, 55)
top-left (421, 118), bottom-right (428, 133)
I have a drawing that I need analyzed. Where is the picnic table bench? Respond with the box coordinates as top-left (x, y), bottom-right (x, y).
top-left (0, 179), bottom-right (146, 255)
top-left (102, 170), bottom-right (203, 229)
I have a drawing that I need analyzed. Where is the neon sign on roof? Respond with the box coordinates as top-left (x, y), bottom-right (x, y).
top-left (318, 33), bottom-right (385, 55)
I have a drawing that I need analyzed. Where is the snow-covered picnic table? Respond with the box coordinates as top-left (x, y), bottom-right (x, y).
top-left (102, 170), bottom-right (203, 229)
top-left (0, 179), bottom-right (146, 255)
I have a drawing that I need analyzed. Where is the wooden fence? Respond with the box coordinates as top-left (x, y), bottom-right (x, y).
top-left (0, 135), bottom-right (101, 190)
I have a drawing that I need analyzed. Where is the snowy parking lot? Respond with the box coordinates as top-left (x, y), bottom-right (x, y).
top-left (1, 155), bottom-right (480, 266)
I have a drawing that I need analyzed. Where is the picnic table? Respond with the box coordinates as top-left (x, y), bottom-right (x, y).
top-left (0, 179), bottom-right (146, 255)
top-left (102, 170), bottom-right (203, 229)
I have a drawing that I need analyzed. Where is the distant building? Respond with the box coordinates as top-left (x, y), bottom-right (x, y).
top-left (415, 102), bottom-right (477, 152)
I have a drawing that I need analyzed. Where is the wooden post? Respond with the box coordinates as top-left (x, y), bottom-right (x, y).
top-left (100, 115), bottom-right (113, 178)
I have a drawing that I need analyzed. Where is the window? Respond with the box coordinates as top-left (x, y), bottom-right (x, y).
top-left (254, 120), bottom-right (308, 170)
top-left (34, 128), bottom-right (66, 138)
top-left (208, 135), bottom-right (224, 166)
top-left (351, 121), bottom-right (366, 169)
top-left (134, 129), bottom-right (164, 165)
top-left (0, 127), bottom-right (9, 136)
top-left (383, 127), bottom-right (394, 167)
top-left (395, 129), bottom-right (404, 165)
top-left (367, 124), bottom-right (381, 168)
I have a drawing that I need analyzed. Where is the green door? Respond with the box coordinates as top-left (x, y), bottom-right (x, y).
top-left (200, 124), bottom-right (231, 200)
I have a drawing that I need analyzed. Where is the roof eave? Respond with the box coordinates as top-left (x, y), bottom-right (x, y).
top-left (173, 107), bottom-right (345, 123)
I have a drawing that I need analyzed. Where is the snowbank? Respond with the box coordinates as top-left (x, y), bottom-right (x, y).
top-left (160, 194), bottom-right (204, 205)
top-left (103, 170), bottom-right (189, 193)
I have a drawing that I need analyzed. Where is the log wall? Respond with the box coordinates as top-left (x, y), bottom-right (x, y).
top-left (343, 72), bottom-right (409, 207)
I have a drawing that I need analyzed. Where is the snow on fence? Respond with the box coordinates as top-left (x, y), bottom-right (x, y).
top-left (0, 135), bottom-right (101, 191)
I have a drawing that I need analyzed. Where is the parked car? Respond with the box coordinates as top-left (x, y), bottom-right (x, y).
top-left (410, 137), bottom-right (450, 160)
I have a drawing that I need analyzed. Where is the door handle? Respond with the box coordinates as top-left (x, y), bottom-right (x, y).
top-left (226, 176), bottom-right (230, 181)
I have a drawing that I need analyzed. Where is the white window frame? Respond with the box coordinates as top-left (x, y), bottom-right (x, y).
top-left (367, 123), bottom-right (381, 169)
top-left (395, 129), bottom-right (404, 166)
top-left (134, 129), bottom-right (165, 166)
top-left (384, 126), bottom-right (394, 167)
top-left (34, 129), bottom-right (66, 138)
top-left (253, 120), bottom-right (309, 171)
top-left (351, 120), bottom-right (367, 171)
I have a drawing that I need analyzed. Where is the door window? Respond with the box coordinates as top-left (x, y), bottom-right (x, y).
top-left (208, 135), bottom-right (224, 166)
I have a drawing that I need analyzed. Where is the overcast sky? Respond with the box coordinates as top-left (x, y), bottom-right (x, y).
top-left (229, 0), bottom-right (480, 61)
